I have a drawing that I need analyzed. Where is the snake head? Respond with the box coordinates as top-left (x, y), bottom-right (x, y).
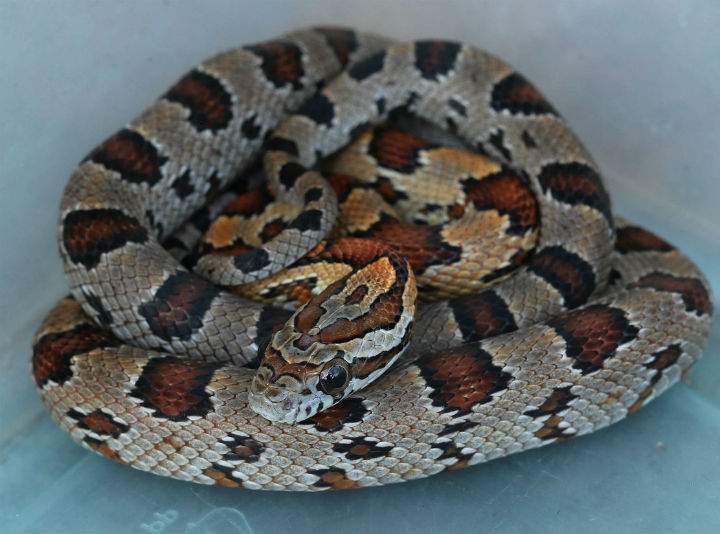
top-left (248, 239), bottom-right (417, 424)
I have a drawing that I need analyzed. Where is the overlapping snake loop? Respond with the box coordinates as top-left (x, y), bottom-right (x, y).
top-left (32, 28), bottom-right (712, 490)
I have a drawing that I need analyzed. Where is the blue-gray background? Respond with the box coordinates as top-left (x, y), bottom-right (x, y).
top-left (1, 1), bottom-right (718, 532)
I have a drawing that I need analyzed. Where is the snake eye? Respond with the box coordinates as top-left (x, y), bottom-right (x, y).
top-left (319, 358), bottom-right (351, 396)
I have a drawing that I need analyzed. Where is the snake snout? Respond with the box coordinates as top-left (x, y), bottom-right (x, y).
top-left (248, 373), bottom-right (304, 423)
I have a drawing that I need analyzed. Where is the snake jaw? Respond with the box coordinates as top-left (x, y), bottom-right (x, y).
top-left (248, 386), bottom-right (296, 423)
top-left (247, 365), bottom-right (297, 423)
top-left (248, 370), bottom-right (331, 424)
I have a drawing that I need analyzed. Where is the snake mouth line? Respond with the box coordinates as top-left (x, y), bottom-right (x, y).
top-left (248, 379), bottom-right (330, 424)
top-left (248, 390), bottom-right (296, 424)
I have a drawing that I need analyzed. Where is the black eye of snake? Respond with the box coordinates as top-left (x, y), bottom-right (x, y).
top-left (319, 359), bottom-right (350, 395)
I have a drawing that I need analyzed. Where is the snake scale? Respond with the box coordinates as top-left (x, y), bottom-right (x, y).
top-left (31, 27), bottom-right (713, 491)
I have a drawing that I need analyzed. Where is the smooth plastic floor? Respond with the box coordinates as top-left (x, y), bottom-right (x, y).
top-left (2, 2), bottom-right (719, 532)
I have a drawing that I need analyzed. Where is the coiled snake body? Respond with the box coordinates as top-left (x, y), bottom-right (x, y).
top-left (32, 28), bottom-right (713, 490)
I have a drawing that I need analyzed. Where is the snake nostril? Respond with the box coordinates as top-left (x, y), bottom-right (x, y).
top-left (265, 386), bottom-right (288, 404)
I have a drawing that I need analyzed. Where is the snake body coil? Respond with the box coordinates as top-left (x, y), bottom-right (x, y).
top-left (32, 28), bottom-right (712, 491)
